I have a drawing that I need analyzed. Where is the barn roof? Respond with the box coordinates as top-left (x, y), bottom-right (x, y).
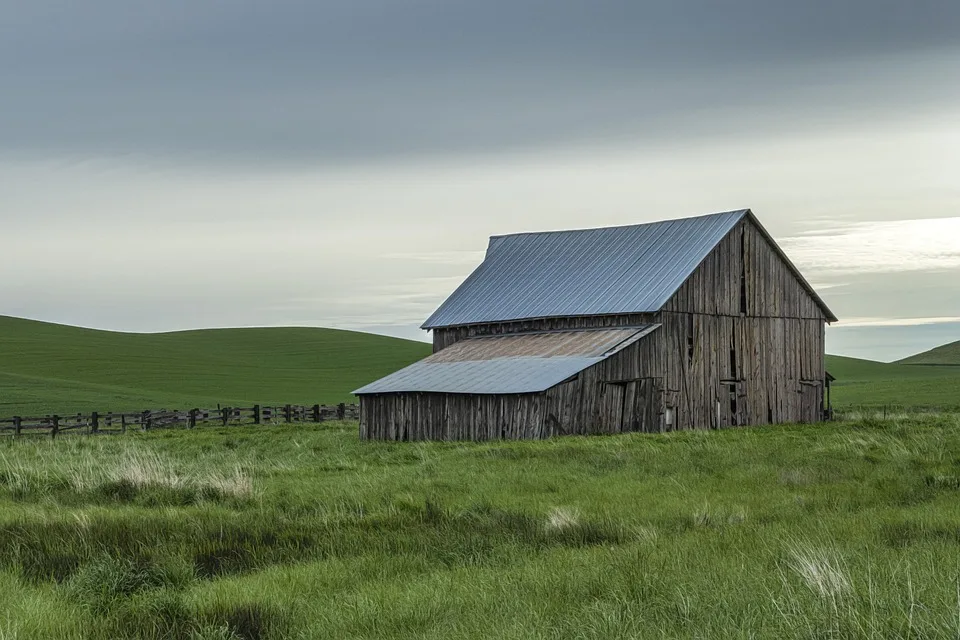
top-left (422, 209), bottom-right (836, 328)
top-left (353, 325), bottom-right (658, 395)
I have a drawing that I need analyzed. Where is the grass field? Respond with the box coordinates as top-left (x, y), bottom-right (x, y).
top-left (1, 415), bottom-right (960, 638)
top-left (898, 340), bottom-right (960, 366)
top-left (825, 355), bottom-right (960, 410)
top-left (0, 316), bottom-right (431, 416)
top-left (3, 316), bottom-right (960, 637)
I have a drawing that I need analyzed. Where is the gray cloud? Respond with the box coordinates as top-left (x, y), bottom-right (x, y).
top-left (3, 0), bottom-right (959, 163)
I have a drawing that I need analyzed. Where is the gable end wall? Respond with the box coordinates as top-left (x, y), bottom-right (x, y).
top-left (664, 218), bottom-right (825, 319)
top-left (660, 218), bottom-right (826, 429)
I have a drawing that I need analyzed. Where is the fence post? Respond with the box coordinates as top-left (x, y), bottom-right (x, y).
top-left (253, 405), bottom-right (261, 425)
top-left (284, 405), bottom-right (292, 423)
top-left (121, 414), bottom-right (127, 433)
top-left (51, 415), bottom-right (59, 439)
top-left (91, 411), bottom-right (99, 434)
top-left (142, 410), bottom-right (150, 431)
top-left (189, 409), bottom-right (198, 429)
top-left (337, 403), bottom-right (345, 421)
top-left (312, 404), bottom-right (320, 423)
top-left (13, 416), bottom-right (21, 437)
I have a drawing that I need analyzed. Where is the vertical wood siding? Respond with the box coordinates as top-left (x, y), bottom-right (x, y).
top-left (659, 218), bottom-right (826, 429)
top-left (664, 219), bottom-right (825, 320)
top-left (658, 312), bottom-right (824, 430)
top-left (360, 330), bottom-right (664, 441)
top-left (360, 393), bottom-right (547, 441)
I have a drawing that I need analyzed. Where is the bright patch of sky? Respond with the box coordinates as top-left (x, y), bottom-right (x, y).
top-left (782, 218), bottom-right (960, 275)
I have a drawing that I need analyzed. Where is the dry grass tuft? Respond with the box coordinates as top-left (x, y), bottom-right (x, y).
top-left (203, 466), bottom-right (255, 498)
top-left (779, 468), bottom-right (818, 486)
top-left (787, 545), bottom-right (852, 599)
top-left (108, 451), bottom-right (189, 491)
top-left (545, 507), bottom-right (580, 531)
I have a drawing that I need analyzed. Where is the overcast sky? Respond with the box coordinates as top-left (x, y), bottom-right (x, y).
top-left (2, 0), bottom-right (958, 361)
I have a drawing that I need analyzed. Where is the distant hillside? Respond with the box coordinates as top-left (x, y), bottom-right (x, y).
top-left (0, 316), bottom-right (430, 415)
top-left (897, 340), bottom-right (960, 366)
top-left (2, 314), bottom-right (957, 415)
top-left (825, 354), bottom-right (960, 408)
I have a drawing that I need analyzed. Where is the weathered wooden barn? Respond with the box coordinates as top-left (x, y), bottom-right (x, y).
top-left (355, 209), bottom-right (836, 440)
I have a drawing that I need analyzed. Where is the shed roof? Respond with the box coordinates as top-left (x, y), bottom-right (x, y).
top-left (353, 325), bottom-right (658, 395)
top-left (422, 209), bottom-right (836, 328)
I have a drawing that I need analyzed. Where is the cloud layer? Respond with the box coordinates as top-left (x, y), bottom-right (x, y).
top-left (2, 0), bottom-right (959, 361)
top-left (4, 1), bottom-right (960, 162)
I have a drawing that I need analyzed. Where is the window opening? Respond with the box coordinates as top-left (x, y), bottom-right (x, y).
top-left (729, 326), bottom-right (738, 379)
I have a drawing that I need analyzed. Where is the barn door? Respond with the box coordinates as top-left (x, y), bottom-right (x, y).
top-left (799, 381), bottom-right (822, 423)
top-left (716, 380), bottom-right (748, 427)
top-left (599, 383), bottom-right (625, 433)
top-left (621, 378), bottom-right (662, 433)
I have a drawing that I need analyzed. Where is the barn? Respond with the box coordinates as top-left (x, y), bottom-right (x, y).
top-left (354, 209), bottom-right (836, 440)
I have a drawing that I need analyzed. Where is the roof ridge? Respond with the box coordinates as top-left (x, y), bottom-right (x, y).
top-left (487, 209), bottom-right (749, 241)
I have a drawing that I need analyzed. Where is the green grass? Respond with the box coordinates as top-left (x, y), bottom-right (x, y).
top-left (0, 315), bottom-right (431, 416)
top-left (2, 415), bottom-right (960, 638)
top-left (4, 316), bottom-right (960, 637)
top-left (825, 355), bottom-right (960, 409)
top-left (898, 340), bottom-right (960, 366)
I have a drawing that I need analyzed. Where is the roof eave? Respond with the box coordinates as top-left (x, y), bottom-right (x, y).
top-left (422, 310), bottom-right (661, 331)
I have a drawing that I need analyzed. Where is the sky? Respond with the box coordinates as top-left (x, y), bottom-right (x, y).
top-left (1, 0), bottom-right (958, 362)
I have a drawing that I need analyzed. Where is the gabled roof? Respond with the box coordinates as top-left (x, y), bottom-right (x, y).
top-left (353, 325), bottom-right (658, 395)
top-left (422, 209), bottom-right (835, 328)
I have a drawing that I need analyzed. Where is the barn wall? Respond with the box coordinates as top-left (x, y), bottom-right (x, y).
top-left (363, 309), bottom-right (825, 439)
top-left (358, 389), bottom-right (558, 441)
top-left (543, 330), bottom-right (664, 436)
top-left (659, 312), bottom-right (824, 429)
top-left (359, 393), bottom-right (546, 441)
top-left (664, 218), bottom-right (825, 320)
top-left (431, 313), bottom-right (659, 352)
top-left (361, 331), bottom-right (665, 441)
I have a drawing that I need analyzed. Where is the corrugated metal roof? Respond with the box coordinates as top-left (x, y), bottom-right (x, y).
top-left (353, 325), bottom-right (658, 395)
top-left (422, 210), bottom-right (749, 329)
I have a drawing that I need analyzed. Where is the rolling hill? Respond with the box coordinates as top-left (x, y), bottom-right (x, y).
top-left (2, 315), bottom-right (959, 416)
top-left (825, 353), bottom-right (960, 409)
top-left (0, 315), bottom-right (431, 415)
top-left (897, 339), bottom-right (960, 366)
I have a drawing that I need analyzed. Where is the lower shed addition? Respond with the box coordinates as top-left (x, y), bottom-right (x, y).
top-left (355, 326), bottom-right (663, 441)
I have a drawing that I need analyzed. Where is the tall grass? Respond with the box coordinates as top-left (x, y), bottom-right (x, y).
top-left (0, 415), bottom-right (959, 638)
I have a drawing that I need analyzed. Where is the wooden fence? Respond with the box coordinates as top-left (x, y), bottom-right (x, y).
top-left (0, 403), bottom-right (359, 438)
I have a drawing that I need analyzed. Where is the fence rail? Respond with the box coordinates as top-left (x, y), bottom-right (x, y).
top-left (0, 403), bottom-right (359, 438)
